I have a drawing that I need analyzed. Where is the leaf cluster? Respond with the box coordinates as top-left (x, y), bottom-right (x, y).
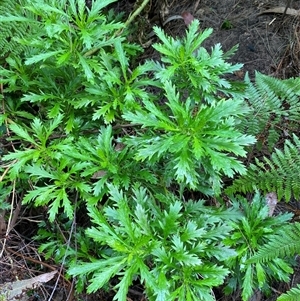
top-left (0, 0), bottom-right (151, 131)
top-left (69, 184), bottom-right (239, 301)
top-left (152, 20), bottom-right (243, 103)
top-left (223, 194), bottom-right (293, 300)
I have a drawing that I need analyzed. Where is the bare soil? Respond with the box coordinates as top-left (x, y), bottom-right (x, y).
top-left (1, 0), bottom-right (300, 300)
top-left (129, 0), bottom-right (300, 79)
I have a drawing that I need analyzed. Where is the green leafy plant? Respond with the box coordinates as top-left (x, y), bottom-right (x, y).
top-left (0, 0), bottom-right (155, 221)
top-left (152, 20), bottom-right (244, 104)
top-left (1, 1), bottom-right (299, 301)
top-left (3, 115), bottom-right (86, 221)
top-left (1, 14), bottom-right (256, 219)
top-left (61, 125), bottom-right (159, 198)
top-left (121, 20), bottom-right (255, 194)
top-left (223, 193), bottom-right (293, 300)
top-left (123, 80), bottom-right (255, 194)
top-left (221, 20), bottom-right (233, 30)
top-left (69, 184), bottom-right (240, 301)
top-left (0, 0), bottom-right (151, 131)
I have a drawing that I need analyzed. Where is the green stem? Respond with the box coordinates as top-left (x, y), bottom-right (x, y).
top-left (122, 0), bottom-right (150, 31)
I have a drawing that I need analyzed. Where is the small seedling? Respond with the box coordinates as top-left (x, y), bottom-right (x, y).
top-left (221, 19), bottom-right (233, 29)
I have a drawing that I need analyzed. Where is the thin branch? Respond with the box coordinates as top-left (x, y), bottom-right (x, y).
top-left (84, 0), bottom-right (150, 57)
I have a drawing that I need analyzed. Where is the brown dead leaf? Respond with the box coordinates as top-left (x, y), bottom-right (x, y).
top-left (0, 270), bottom-right (57, 301)
top-left (91, 170), bottom-right (107, 179)
top-left (181, 12), bottom-right (195, 26)
top-left (234, 70), bottom-right (245, 79)
top-left (265, 192), bottom-right (278, 216)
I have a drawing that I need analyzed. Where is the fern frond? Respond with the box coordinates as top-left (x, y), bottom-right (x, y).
top-left (0, 0), bottom-right (35, 58)
top-left (240, 72), bottom-right (300, 150)
top-left (277, 284), bottom-right (300, 301)
top-left (248, 222), bottom-right (300, 264)
top-left (226, 134), bottom-right (300, 201)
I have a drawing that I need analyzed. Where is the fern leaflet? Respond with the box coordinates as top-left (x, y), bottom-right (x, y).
top-left (0, 0), bottom-right (37, 58)
top-left (240, 72), bottom-right (300, 151)
top-left (226, 134), bottom-right (300, 201)
top-left (248, 222), bottom-right (300, 264)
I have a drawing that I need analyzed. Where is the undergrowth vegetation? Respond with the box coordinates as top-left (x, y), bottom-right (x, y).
top-left (1, 0), bottom-right (300, 300)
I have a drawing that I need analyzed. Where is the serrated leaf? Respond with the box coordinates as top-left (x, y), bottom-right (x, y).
top-left (155, 271), bottom-right (170, 301)
top-left (78, 54), bottom-right (94, 82)
top-left (14, 111), bottom-right (36, 120)
top-left (25, 50), bottom-right (61, 65)
top-left (135, 136), bottom-right (174, 161)
top-left (173, 148), bottom-right (198, 187)
top-left (89, 0), bottom-right (118, 16)
top-left (273, 258), bottom-right (293, 274)
top-left (48, 113), bottom-right (64, 134)
top-left (87, 260), bottom-right (125, 293)
top-left (57, 51), bottom-right (71, 65)
top-left (114, 39), bottom-right (128, 79)
top-left (186, 24), bottom-right (213, 54)
top-left (160, 201), bottom-right (182, 237)
top-left (25, 165), bottom-right (56, 180)
top-left (9, 123), bottom-right (36, 145)
top-left (48, 197), bottom-right (61, 221)
top-left (59, 188), bottom-right (73, 219)
top-left (242, 265), bottom-right (254, 301)
top-left (181, 221), bottom-right (206, 242)
top-left (114, 262), bottom-right (138, 301)
top-left (23, 185), bottom-right (56, 205)
top-left (66, 111), bottom-right (75, 133)
top-left (3, 149), bottom-right (39, 178)
top-left (256, 262), bottom-right (266, 288)
top-left (69, 255), bottom-right (125, 277)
